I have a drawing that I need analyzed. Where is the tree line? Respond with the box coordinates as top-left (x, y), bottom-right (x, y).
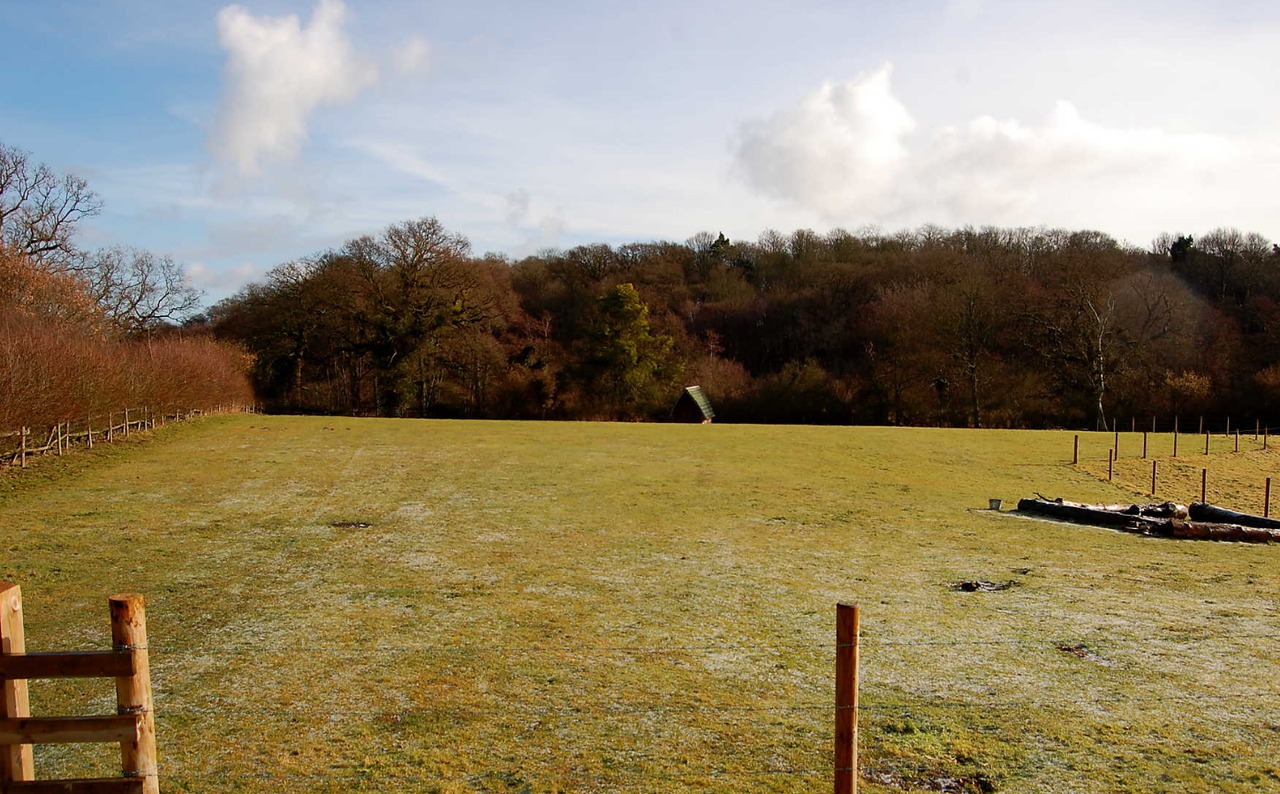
top-left (207, 216), bottom-right (1280, 429)
top-left (0, 141), bottom-right (252, 431)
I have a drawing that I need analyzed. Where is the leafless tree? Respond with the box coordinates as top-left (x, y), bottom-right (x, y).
top-left (78, 246), bottom-right (203, 333)
top-left (0, 142), bottom-right (102, 268)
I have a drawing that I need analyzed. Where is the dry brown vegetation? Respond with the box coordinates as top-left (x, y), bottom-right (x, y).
top-left (0, 247), bottom-right (253, 431)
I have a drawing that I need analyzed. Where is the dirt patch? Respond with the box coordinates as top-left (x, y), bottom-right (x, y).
top-left (951, 580), bottom-right (1018, 592)
top-left (1057, 643), bottom-right (1115, 666)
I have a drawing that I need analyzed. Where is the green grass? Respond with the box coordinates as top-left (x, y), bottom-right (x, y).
top-left (1, 418), bottom-right (1278, 792)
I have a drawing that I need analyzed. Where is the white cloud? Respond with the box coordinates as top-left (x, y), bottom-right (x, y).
top-left (732, 64), bottom-right (915, 218)
top-left (394, 35), bottom-right (431, 75)
top-left (732, 64), bottom-right (1244, 234)
top-left (211, 0), bottom-right (379, 177)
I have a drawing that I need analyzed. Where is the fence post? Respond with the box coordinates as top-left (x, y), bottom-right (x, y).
top-left (1174, 429), bottom-right (1179, 457)
top-left (87, 415), bottom-right (93, 450)
top-left (1235, 430), bottom-right (1240, 453)
top-left (1267, 478), bottom-right (1272, 519)
top-left (1072, 435), bottom-right (1079, 465)
top-left (110, 594), bottom-right (158, 794)
top-left (1204, 433), bottom-right (1210, 455)
top-left (18, 429), bottom-right (26, 470)
top-left (1108, 449), bottom-right (1114, 481)
top-left (1143, 432), bottom-right (1148, 459)
top-left (1201, 469), bottom-right (1207, 504)
top-left (124, 408), bottom-right (130, 439)
top-left (1151, 461), bottom-right (1157, 496)
top-left (835, 603), bottom-right (859, 794)
top-left (0, 582), bottom-right (35, 782)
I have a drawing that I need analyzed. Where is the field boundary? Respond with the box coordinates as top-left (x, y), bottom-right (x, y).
top-left (0, 404), bottom-right (256, 470)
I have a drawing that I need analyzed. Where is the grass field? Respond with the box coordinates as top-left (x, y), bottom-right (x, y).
top-left (1, 417), bottom-right (1278, 792)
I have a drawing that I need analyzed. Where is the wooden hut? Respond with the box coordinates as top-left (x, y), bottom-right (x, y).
top-left (671, 385), bottom-right (715, 423)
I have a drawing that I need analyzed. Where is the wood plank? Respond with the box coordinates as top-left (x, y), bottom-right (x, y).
top-left (1, 777), bottom-right (144, 793)
top-left (0, 716), bottom-right (139, 745)
top-left (1, 582), bottom-right (34, 781)
top-left (0, 652), bottom-right (135, 681)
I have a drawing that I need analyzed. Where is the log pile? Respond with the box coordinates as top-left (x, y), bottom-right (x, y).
top-left (1015, 497), bottom-right (1280, 544)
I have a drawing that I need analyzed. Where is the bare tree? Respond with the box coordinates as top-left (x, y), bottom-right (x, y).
top-left (79, 246), bottom-right (203, 333)
top-left (0, 141), bottom-right (102, 268)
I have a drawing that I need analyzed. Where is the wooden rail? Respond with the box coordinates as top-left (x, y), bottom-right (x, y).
top-left (0, 584), bottom-right (159, 794)
top-left (2, 405), bottom-right (256, 469)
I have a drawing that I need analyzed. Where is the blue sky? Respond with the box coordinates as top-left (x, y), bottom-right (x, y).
top-left (2, 0), bottom-right (1278, 304)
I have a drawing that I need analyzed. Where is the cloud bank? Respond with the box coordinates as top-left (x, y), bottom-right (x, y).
top-left (733, 64), bottom-right (1239, 232)
top-left (211, 0), bottom-right (378, 177)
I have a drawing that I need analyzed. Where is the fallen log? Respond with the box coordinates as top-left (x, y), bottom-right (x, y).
top-left (1188, 503), bottom-right (1280, 529)
top-left (1165, 520), bottom-right (1279, 544)
top-left (1015, 498), bottom-right (1165, 532)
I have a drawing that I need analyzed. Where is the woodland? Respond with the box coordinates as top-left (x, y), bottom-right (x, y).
top-left (208, 217), bottom-right (1280, 429)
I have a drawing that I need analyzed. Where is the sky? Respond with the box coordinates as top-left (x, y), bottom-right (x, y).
top-left (2, 0), bottom-right (1278, 305)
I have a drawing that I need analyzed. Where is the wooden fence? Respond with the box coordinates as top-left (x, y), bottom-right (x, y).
top-left (0, 582), bottom-right (158, 793)
top-left (2, 405), bottom-right (255, 470)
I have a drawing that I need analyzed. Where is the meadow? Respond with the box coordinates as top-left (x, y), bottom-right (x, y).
top-left (1, 417), bottom-right (1277, 792)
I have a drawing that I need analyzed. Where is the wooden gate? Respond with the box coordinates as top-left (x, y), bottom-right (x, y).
top-left (0, 583), bottom-right (158, 793)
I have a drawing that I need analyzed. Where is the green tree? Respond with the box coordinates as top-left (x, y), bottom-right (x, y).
top-left (577, 283), bottom-right (675, 418)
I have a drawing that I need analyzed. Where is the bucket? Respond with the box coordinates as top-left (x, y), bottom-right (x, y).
top-left (988, 498), bottom-right (1002, 511)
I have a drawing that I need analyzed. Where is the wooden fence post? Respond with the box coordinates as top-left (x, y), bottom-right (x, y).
top-left (1143, 432), bottom-right (1148, 459)
top-left (835, 603), bottom-right (859, 794)
top-left (1204, 433), bottom-right (1210, 455)
top-left (110, 594), bottom-right (158, 794)
top-left (1174, 429), bottom-right (1179, 458)
top-left (1072, 435), bottom-right (1079, 465)
top-left (1201, 469), bottom-right (1207, 503)
top-left (1267, 478), bottom-right (1272, 518)
top-left (124, 408), bottom-right (130, 439)
top-left (108, 412), bottom-right (114, 443)
top-left (1108, 449), bottom-right (1114, 481)
top-left (18, 429), bottom-right (26, 470)
top-left (0, 582), bottom-right (35, 782)
top-left (1235, 430), bottom-right (1240, 453)
top-left (1113, 430), bottom-right (1119, 460)
top-left (87, 415), bottom-right (94, 450)
top-left (1151, 461), bottom-right (1157, 496)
